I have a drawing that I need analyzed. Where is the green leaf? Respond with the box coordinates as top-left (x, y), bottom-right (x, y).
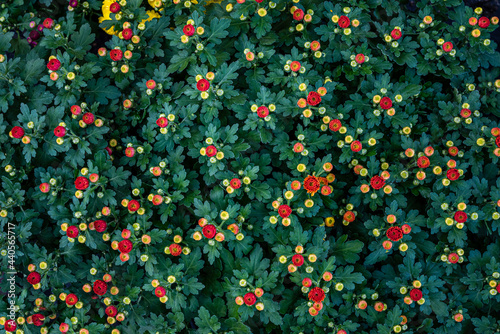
top-left (195, 307), bottom-right (221, 334)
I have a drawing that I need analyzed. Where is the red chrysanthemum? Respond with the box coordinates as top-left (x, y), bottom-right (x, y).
top-left (447, 168), bottom-right (460, 181)
top-left (202, 224), bottom-right (217, 239)
top-left (93, 279), bottom-right (108, 296)
top-left (105, 305), bottom-right (118, 317)
top-left (278, 204), bottom-right (292, 218)
top-left (43, 18), bottom-right (54, 29)
top-left (27, 272), bottom-right (41, 285)
top-left (47, 58), bottom-right (61, 71)
top-left (183, 24), bottom-right (195, 36)
top-left (4, 319), bottom-right (17, 332)
top-left (380, 97), bottom-right (393, 110)
top-left (308, 287), bottom-right (325, 303)
top-left (54, 126), bottom-right (66, 137)
top-left (344, 211), bottom-right (356, 223)
top-left (386, 226), bottom-right (403, 242)
top-left (338, 15), bottom-right (350, 28)
top-left (329, 119), bottom-right (342, 131)
top-left (125, 147), bottom-right (135, 158)
top-left (307, 91), bottom-right (321, 106)
top-left (351, 140), bottom-right (362, 152)
top-left (454, 211), bottom-right (467, 223)
top-left (442, 42), bottom-right (453, 52)
top-left (370, 175), bottom-right (385, 190)
top-left (302, 278), bottom-right (312, 287)
top-left (410, 288), bottom-right (422, 301)
top-left (155, 286), bottom-right (166, 297)
top-left (32, 314), bottom-right (45, 326)
top-left (257, 106), bottom-right (269, 118)
top-left (110, 2), bottom-right (120, 13)
top-left (460, 108), bottom-right (471, 118)
top-left (244, 292), bottom-right (257, 306)
top-left (75, 176), bottom-right (89, 190)
top-left (169, 243), bottom-right (182, 256)
top-left (11, 126), bottom-right (25, 139)
top-left (478, 16), bottom-right (490, 28)
top-left (82, 112), bottom-right (94, 125)
top-left (118, 239), bottom-right (133, 253)
top-left (156, 117), bottom-right (168, 128)
top-left (206, 145), bottom-right (217, 157)
top-left (290, 61), bottom-right (301, 72)
top-left (127, 199), bottom-right (140, 212)
top-left (196, 79), bottom-right (210, 91)
top-left (66, 293), bottom-right (78, 306)
top-left (293, 9), bottom-right (304, 21)
top-left (303, 175), bottom-right (320, 195)
top-left (391, 29), bottom-right (402, 40)
top-left (110, 49), bottom-right (123, 61)
top-left (448, 253), bottom-right (459, 264)
top-left (292, 254), bottom-right (304, 267)
top-left (94, 220), bottom-right (107, 232)
top-left (230, 178), bottom-right (241, 189)
top-left (355, 53), bottom-right (365, 64)
top-left (495, 136), bottom-right (500, 148)
top-left (66, 225), bottom-right (79, 238)
top-left (417, 156), bottom-right (430, 168)
top-left (122, 28), bottom-right (133, 40)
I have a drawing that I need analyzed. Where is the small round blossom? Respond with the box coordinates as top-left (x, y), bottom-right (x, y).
top-left (446, 168), bottom-right (460, 181)
top-left (110, 49), bottom-right (123, 61)
top-left (370, 175), bottom-right (385, 190)
top-left (478, 17), bottom-right (490, 28)
top-left (54, 126), bottom-right (66, 137)
top-left (308, 287), bottom-right (325, 303)
top-left (206, 145), bottom-right (217, 157)
top-left (292, 254), bottom-right (304, 267)
top-left (454, 211), bottom-right (467, 223)
top-left (303, 175), bottom-right (320, 195)
top-left (183, 24), bottom-right (195, 36)
top-left (118, 239), bottom-right (133, 253)
top-left (307, 91), bottom-right (321, 106)
top-left (230, 178), bottom-right (241, 189)
top-left (27, 272), bottom-right (41, 285)
top-left (244, 292), bottom-right (257, 306)
top-left (417, 156), bottom-right (430, 168)
top-left (197, 79), bottom-right (210, 91)
top-left (379, 97), bottom-right (393, 110)
top-left (202, 224), bottom-right (217, 239)
top-left (391, 28), bottom-right (402, 40)
top-left (355, 53), bottom-right (365, 64)
top-left (47, 58), bottom-right (61, 71)
top-left (278, 204), bottom-right (292, 218)
top-left (257, 106), bottom-right (269, 118)
top-left (409, 288), bottom-right (423, 301)
top-left (169, 243), bottom-right (182, 256)
top-left (386, 226), bottom-right (403, 242)
top-left (75, 176), bottom-right (89, 190)
top-left (11, 126), bottom-right (25, 138)
top-left (338, 15), bottom-right (350, 28)
top-left (93, 279), bottom-right (108, 295)
top-left (442, 42), bottom-right (453, 52)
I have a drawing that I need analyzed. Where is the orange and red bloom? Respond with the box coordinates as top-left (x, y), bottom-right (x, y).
top-left (308, 287), bottom-right (325, 303)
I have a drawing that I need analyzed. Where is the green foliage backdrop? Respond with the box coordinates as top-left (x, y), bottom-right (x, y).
top-left (1, 0), bottom-right (500, 333)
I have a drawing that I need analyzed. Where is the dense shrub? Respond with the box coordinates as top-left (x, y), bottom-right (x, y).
top-left (1, 0), bottom-right (500, 333)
